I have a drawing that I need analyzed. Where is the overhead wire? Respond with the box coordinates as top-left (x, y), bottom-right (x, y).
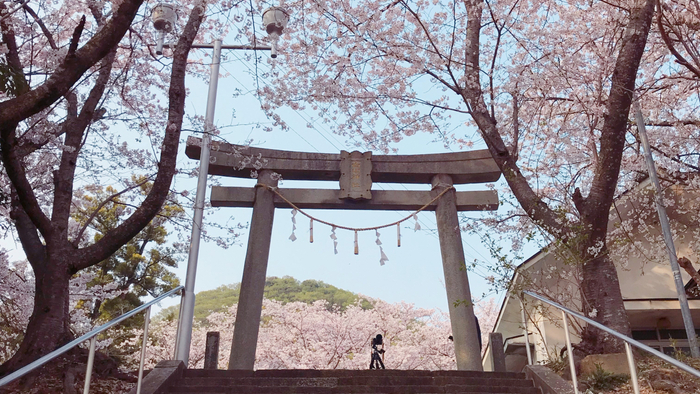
top-left (208, 44), bottom-right (497, 282)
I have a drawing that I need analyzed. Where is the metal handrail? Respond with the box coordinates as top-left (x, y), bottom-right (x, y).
top-left (522, 290), bottom-right (700, 394)
top-left (0, 285), bottom-right (184, 391)
top-left (501, 333), bottom-right (532, 352)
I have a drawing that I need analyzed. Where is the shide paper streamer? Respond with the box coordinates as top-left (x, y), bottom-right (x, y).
top-left (257, 184), bottom-right (454, 266)
top-left (289, 209), bottom-right (297, 242)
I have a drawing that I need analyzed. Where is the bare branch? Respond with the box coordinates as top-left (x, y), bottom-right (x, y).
top-left (22, 4), bottom-right (58, 49)
top-left (656, 0), bottom-right (700, 79)
top-left (74, 0), bottom-right (208, 271)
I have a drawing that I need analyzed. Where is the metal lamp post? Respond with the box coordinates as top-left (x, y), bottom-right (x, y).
top-left (152, 4), bottom-right (291, 365)
top-left (633, 96), bottom-right (700, 358)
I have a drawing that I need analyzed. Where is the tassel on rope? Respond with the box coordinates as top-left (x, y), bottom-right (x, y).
top-left (310, 218), bottom-right (314, 243)
top-left (397, 223), bottom-right (401, 247)
top-left (330, 226), bottom-right (338, 254)
top-left (376, 230), bottom-right (389, 266)
top-left (413, 214), bottom-right (421, 231)
top-left (289, 209), bottom-right (297, 242)
top-left (354, 230), bottom-right (359, 255)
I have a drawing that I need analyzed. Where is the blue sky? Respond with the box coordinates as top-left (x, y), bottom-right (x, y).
top-left (0, 37), bottom-right (520, 316)
top-left (156, 45), bottom-right (512, 314)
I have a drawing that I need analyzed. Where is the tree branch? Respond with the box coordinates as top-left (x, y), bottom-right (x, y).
top-left (52, 49), bottom-right (117, 233)
top-left (510, 92), bottom-right (519, 162)
top-left (0, 1), bottom-right (143, 241)
top-left (0, 126), bottom-right (53, 237)
top-left (656, 0), bottom-right (700, 79)
top-left (22, 4), bottom-right (58, 50)
top-left (585, 0), bottom-right (655, 233)
top-left (9, 189), bottom-right (47, 268)
top-left (74, 0), bottom-right (208, 271)
top-left (0, 3), bottom-right (28, 95)
top-left (73, 177), bottom-right (151, 247)
top-left (460, 0), bottom-right (570, 239)
top-left (0, 0), bottom-right (145, 126)
top-left (67, 16), bottom-right (86, 57)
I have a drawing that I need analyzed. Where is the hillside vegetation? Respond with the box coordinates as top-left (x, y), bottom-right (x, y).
top-left (159, 276), bottom-right (367, 323)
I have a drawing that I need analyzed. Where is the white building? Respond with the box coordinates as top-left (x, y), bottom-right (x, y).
top-left (483, 180), bottom-right (700, 371)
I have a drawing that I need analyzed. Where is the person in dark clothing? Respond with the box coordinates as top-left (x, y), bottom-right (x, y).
top-left (448, 316), bottom-right (482, 351)
top-left (369, 334), bottom-right (385, 369)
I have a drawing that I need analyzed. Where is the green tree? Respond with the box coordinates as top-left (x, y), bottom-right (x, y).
top-left (159, 276), bottom-right (368, 324)
top-left (71, 179), bottom-right (182, 332)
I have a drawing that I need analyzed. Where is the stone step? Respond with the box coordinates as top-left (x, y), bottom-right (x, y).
top-left (175, 376), bottom-right (535, 388)
top-left (168, 384), bottom-right (539, 394)
top-left (183, 369), bottom-right (526, 380)
top-left (162, 369), bottom-right (540, 394)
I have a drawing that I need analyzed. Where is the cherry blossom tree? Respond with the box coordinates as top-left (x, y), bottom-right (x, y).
top-left (0, 251), bottom-right (32, 364)
top-left (128, 296), bottom-right (499, 370)
top-left (252, 0), bottom-right (671, 354)
top-left (0, 250), bottom-right (125, 364)
top-left (0, 0), bottom-right (212, 373)
top-left (128, 297), bottom-right (462, 370)
top-left (656, 0), bottom-right (700, 80)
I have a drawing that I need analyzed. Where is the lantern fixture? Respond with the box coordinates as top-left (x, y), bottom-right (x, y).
top-left (151, 3), bottom-right (177, 55)
top-left (262, 7), bottom-right (290, 58)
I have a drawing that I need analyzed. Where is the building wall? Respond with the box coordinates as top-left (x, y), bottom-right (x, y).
top-left (484, 183), bottom-right (700, 371)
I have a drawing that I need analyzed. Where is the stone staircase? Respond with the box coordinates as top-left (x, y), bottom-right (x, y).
top-left (160, 369), bottom-right (542, 394)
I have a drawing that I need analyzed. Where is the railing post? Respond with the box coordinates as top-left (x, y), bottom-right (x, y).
top-left (0, 286), bottom-right (183, 390)
top-left (83, 336), bottom-right (97, 394)
top-left (173, 296), bottom-right (184, 360)
top-left (522, 290), bottom-right (700, 380)
top-left (625, 342), bottom-right (640, 394)
top-left (137, 306), bottom-right (152, 394)
top-left (561, 311), bottom-right (579, 394)
top-left (519, 296), bottom-right (533, 365)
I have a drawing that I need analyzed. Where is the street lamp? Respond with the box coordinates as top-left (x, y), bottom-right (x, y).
top-left (151, 3), bottom-right (176, 55)
top-left (151, 4), bottom-right (291, 365)
top-left (262, 6), bottom-right (290, 58)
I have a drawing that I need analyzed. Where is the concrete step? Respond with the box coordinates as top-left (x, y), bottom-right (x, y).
top-left (174, 377), bottom-right (535, 388)
top-left (168, 386), bottom-right (539, 394)
top-left (163, 369), bottom-right (540, 394)
top-left (183, 369), bottom-right (526, 380)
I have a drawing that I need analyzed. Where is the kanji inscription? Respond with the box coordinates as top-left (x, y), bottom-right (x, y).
top-left (339, 150), bottom-right (372, 200)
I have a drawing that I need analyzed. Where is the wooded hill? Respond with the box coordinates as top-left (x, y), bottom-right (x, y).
top-left (158, 276), bottom-right (368, 323)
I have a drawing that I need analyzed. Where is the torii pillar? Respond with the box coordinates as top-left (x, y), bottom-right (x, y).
top-left (185, 137), bottom-right (500, 371)
top-left (433, 174), bottom-right (482, 370)
top-left (228, 170), bottom-right (278, 369)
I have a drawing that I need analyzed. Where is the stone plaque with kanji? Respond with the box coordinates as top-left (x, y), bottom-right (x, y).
top-left (339, 151), bottom-right (372, 200)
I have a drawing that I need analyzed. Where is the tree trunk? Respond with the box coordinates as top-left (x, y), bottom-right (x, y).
top-left (0, 260), bottom-right (72, 375)
top-left (577, 242), bottom-right (631, 354)
top-left (0, 0), bottom-right (206, 374)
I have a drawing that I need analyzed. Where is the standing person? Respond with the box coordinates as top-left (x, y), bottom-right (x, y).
top-left (369, 334), bottom-right (386, 369)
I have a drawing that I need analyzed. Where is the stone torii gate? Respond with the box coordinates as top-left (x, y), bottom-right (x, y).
top-left (185, 136), bottom-right (501, 371)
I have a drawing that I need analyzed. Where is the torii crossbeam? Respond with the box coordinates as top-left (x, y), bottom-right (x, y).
top-left (185, 136), bottom-right (501, 371)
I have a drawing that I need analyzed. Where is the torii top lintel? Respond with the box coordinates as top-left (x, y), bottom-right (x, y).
top-left (185, 137), bottom-right (501, 184)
